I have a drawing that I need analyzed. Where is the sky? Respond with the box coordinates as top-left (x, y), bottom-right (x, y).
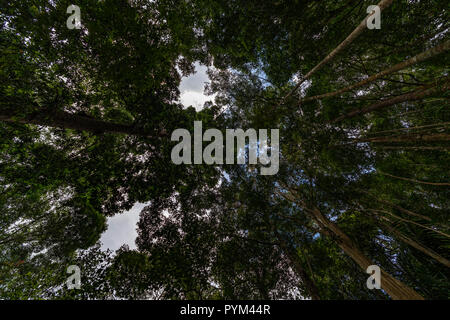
top-left (100, 62), bottom-right (213, 251)
top-left (179, 63), bottom-right (214, 111)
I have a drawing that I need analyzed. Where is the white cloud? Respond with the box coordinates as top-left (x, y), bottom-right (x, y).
top-left (179, 63), bottom-right (210, 92)
top-left (178, 62), bottom-right (215, 111)
top-left (180, 90), bottom-right (213, 111)
top-left (100, 203), bottom-right (145, 251)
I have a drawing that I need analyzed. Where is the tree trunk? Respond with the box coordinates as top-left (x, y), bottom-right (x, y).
top-left (359, 190), bottom-right (432, 221)
top-left (354, 133), bottom-right (450, 144)
top-left (363, 121), bottom-right (450, 136)
top-left (0, 109), bottom-right (161, 137)
top-left (368, 209), bottom-right (450, 239)
top-left (280, 0), bottom-right (395, 103)
top-left (301, 40), bottom-right (450, 103)
top-left (275, 232), bottom-right (321, 300)
top-left (331, 80), bottom-right (450, 123)
top-left (280, 188), bottom-right (424, 300)
top-left (378, 146), bottom-right (449, 151)
top-left (377, 218), bottom-right (450, 267)
top-left (307, 206), bottom-right (424, 300)
top-left (377, 171), bottom-right (450, 187)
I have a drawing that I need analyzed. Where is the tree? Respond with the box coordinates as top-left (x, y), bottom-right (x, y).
top-left (1, 0), bottom-right (449, 300)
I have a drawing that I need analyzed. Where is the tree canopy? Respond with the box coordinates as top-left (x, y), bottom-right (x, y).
top-left (1, 0), bottom-right (449, 300)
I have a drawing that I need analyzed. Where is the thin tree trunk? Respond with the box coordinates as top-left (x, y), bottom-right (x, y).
top-left (377, 171), bottom-right (450, 187)
top-left (354, 204), bottom-right (450, 267)
top-left (378, 146), bottom-right (449, 151)
top-left (331, 80), bottom-right (450, 123)
top-left (301, 40), bottom-right (450, 103)
top-left (232, 198), bottom-right (321, 299)
top-left (364, 121), bottom-right (450, 136)
top-left (351, 133), bottom-right (450, 144)
top-left (369, 209), bottom-right (450, 239)
top-left (275, 232), bottom-right (321, 300)
top-left (359, 190), bottom-right (432, 221)
top-left (375, 217), bottom-right (450, 267)
top-left (280, 0), bottom-right (395, 103)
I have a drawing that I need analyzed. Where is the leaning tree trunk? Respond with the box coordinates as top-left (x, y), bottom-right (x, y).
top-left (376, 218), bottom-right (450, 268)
top-left (360, 121), bottom-right (450, 136)
top-left (376, 171), bottom-right (450, 187)
top-left (281, 188), bottom-right (424, 300)
top-left (309, 205), bottom-right (424, 300)
top-left (352, 133), bottom-right (450, 144)
top-left (0, 109), bottom-right (161, 137)
top-left (279, 0), bottom-right (395, 103)
top-left (331, 79), bottom-right (450, 123)
top-left (300, 40), bottom-right (450, 103)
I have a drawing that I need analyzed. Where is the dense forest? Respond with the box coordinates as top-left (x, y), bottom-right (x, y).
top-left (1, 0), bottom-right (449, 300)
